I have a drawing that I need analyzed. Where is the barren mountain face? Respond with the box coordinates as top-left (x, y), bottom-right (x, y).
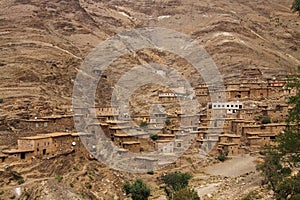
top-left (0, 0), bottom-right (299, 117)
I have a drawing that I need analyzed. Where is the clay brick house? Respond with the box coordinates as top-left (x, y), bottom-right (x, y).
top-left (94, 107), bottom-right (119, 121)
top-left (218, 143), bottom-right (240, 156)
top-left (122, 141), bottom-right (140, 153)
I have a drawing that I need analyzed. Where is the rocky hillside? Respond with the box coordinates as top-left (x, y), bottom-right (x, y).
top-left (1, 0), bottom-right (299, 115)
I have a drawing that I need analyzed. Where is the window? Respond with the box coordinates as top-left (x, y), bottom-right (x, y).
top-left (44, 142), bottom-right (46, 146)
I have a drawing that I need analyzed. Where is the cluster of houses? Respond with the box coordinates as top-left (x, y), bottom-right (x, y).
top-left (0, 68), bottom-right (295, 163)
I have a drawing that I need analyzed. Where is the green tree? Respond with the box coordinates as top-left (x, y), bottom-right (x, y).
top-left (292, 0), bottom-right (300, 15)
top-left (150, 134), bottom-right (158, 141)
top-left (258, 67), bottom-right (300, 199)
top-left (123, 181), bottom-right (131, 195)
top-left (123, 179), bottom-right (150, 200)
top-left (173, 188), bottom-right (200, 200)
top-left (161, 172), bottom-right (192, 192)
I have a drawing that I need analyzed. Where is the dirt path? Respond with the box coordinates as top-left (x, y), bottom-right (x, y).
top-left (205, 154), bottom-right (257, 177)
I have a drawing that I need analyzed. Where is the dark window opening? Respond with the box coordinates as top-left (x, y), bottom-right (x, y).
top-left (20, 152), bottom-right (26, 159)
top-left (43, 149), bottom-right (46, 155)
top-left (270, 136), bottom-right (276, 140)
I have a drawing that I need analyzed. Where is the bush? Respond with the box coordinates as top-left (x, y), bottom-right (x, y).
top-left (173, 188), bottom-right (200, 200)
top-left (262, 116), bottom-right (271, 124)
top-left (0, 190), bottom-right (4, 195)
top-left (55, 175), bottom-right (62, 182)
top-left (140, 121), bottom-right (148, 128)
top-left (292, 0), bottom-right (300, 14)
top-left (123, 181), bottom-right (131, 195)
top-left (217, 150), bottom-right (228, 162)
top-left (160, 172), bottom-right (192, 192)
top-left (123, 179), bottom-right (150, 200)
top-left (17, 179), bottom-right (24, 185)
top-left (241, 191), bottom-right (262, 200)
top-left (0, 98), bottom-right (3, 103)
top-left (165, 119), bottom-right (171, 126)
top-left (150, 134), bottom-right (158, 141)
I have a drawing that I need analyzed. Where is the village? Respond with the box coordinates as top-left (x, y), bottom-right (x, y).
top-left (0, 68), bottom-right (295, 167)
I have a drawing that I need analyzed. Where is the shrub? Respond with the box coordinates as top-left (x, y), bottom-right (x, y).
top-left (55, 175), bottom-right (62, 182)
top-left (70, 183), bottom-right (74, 188)
top-left (165, 119), bottom-right (171, 126)
top-left (150, 134), bottom-right (158, 141)
top-left (160, 172), bottom-right (192, 192)
top-left (242, 191), bottom-right (262, 200)
top-left (123, 179), bottom-right (150, 200)
top-left (17, 179), bottom-right (25, 185)
top-left (173, 187), bottom-right (200, 200)
top-left (123, 181), bottom-right (131, 195)
top-left (217, 150), bottom-right (229, 162)
top-left (262, 116), bottom-right (271, 124)
top-left (0, 98), bottom-right (3, 103)
top-left (140, 121), bottom-right (148, 128)
top-left (0, 190), bottom-right (4, 195)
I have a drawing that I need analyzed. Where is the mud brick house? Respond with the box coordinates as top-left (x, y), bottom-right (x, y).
top-left (178, 114), bottom-right (199, 127)
top-left (227, 87), bottom-right (251, 100)
top-left (73, 107), bottom-right (89, 117)
top-left (218, 143), bottom-right (240, 156)
top-left (94, 107), bottom-right (119, 121)
top-left (87, 122), bottom-right (110, 137)
top-left (2, 132), bottom-right (95, 162)
top-left (158, 93), bottom-right (178, 103)
top-left (148, 113), bottom-right (168, 129)
top-left (40, 115), bottom-right (74, 132)
top-left (210, 102), bottom-right (243, 114)
top-left (134, 156), bottom-right (158, 171)
top-left (109, 126), bottom-right (132, 140)
top-left (237, 108), bottom-right (261, 121)
top-left (260, 123), bottom-right (286, 134)
top-left (122, 141), bottom-right (140, 153)
top-left (195, 84), bottom-right (210, 105)
top-left (18, 118), bottom-right (51, 133)
top-left (2, 132), bottom-right (76, 161)
top-left (114, 133), bottom-right (137, 147)
top-left (155, 139), bottom-right (174, 153)
top-left (261, 104), bottom-right (289, 122)
top-left (18, 115), bottom-right (74, 133)
top-left (231, 120), bottom-right (256, 135)
top-left (2, 149), bottom-right (34, 162)
top-left (219, 134), bottom-right (241, 144)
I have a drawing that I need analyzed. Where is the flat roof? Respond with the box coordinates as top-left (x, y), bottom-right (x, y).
top-left (71, 132), bottom-right (93, 137)
top-left (109, 126), bottom-right (132, 130)
top-left (220, 134), bottom-right (241, 138)
top-left (135, 156), bottom-right (158, 161)
top-left (158, 134), bottom-right (175, 137)
top-left (20, 132), bottom-right (72, 140)
top-left (114, 134), bottom-right (134, 137)
top-left (219, 143), bottom-right (239, 146)
top-left (122, 141), bottom-right (140, 145)
top-left (2, 149), bottom-right (34, 154)
top-left (156, 139), bottom-right (173, 143)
